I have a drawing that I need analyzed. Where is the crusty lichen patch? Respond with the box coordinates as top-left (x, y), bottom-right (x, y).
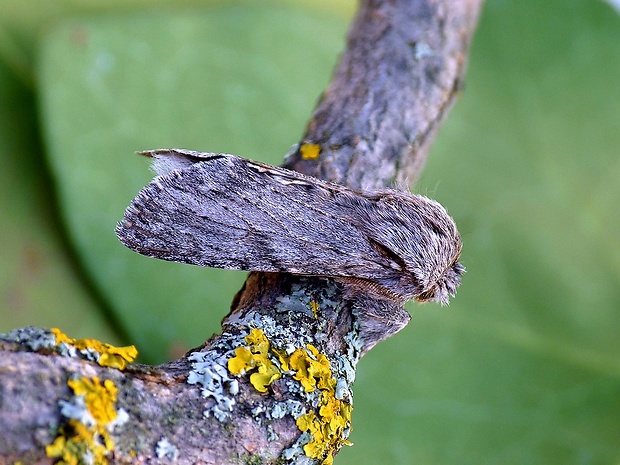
top-left (310, 301), bottom-right (320, 318)
top-left (187, 350), bottom-right (239, 421)
top-left (156, 436), bottom-right (179, 461)
top-left (51, 328), bottom-right (138, 370)
top-left (228, 328), bottom-right (352, 464)
top-left (46, 376), bottom-right (128, 465)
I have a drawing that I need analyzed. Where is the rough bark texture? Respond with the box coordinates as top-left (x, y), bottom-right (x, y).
top-left (0, 1), bottom-right (482, 463)
top-left (284, 0), bottom-right (480, 190)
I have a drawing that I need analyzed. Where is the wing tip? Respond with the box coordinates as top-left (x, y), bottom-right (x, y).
top-left (135, 148), bottom-right (229, 176)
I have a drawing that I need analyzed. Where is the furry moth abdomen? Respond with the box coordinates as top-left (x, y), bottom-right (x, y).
top-left (117, 149), bottom-right (464, 305)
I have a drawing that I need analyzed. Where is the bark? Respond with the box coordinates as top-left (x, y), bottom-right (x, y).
top-left (0, 1), bottom-right (482, 463)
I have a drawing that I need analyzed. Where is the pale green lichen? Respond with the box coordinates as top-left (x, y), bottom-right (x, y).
top-left (270, 400), bottom-right (305, 420)
top-left (190, 279), bottom-right (358, 463)
top-left (156, 437), bottom-right (179, 461)
top-left (0, 326), bottom-right (57, 350)
top-left (46, 376), bottom-right (128, 465)
top-left (187, 351), bottom-right (239, 420)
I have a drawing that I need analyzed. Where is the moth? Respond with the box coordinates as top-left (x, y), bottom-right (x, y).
top-left (117, 149), bottom-right (464, 305)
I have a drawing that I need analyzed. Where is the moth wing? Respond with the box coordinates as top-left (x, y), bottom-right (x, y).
top-left (116, 150), bottom-right (394, 281)
top-left (138, 148), bottom-right (222, 176)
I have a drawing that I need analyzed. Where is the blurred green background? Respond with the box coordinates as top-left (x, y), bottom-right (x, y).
top-left (1, 0), bottom-right (619, 464)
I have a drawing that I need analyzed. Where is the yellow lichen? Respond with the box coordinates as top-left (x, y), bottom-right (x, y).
top-left (227, 329), bottom-right (352, 464)
top-left (272, 347), bottom-right (291, 372)
top-left (228, 346), bottom-right (256, 374)
top-left (227, 329), bottom-right (281, 392)
top-left (294, 363), bottom-right (352, 464)
top-left (300, 143), bottom-right (321, 160)
top-left (68, 377), bottom-right (119, 426)
top-left (244, 327), bottom-right (270, 355)
top-left (46, 376), bottom-right (124, 465)
top-left (310, 301), bottom-right (320, 318)
top-left (289, 344), bottom-right (335, 393)
top-left (51, 328), bottom-right (138, 370)
top-left (249, 362), bottom-right (282, 393)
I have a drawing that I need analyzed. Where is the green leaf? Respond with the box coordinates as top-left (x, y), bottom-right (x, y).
top-left (38, 4), bottom-right (348, 362)
top-left (32, 0), bottom-right (620, 463)
top-left (0, 60), bottom-right (119, 343)
top-left (341, 1), bottom-right (620, 464)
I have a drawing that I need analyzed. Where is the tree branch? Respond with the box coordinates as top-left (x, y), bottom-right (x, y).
top-left (285, 0), bottom-right (480, 190)
top-left (0, 1), bottom-right (482, 464)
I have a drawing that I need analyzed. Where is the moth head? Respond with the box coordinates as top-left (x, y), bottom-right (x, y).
top-left (415, 260), bottom-right (465, 305)
top-left (364, 192), bottom-right (465, 305)
top-left (404, 195), bottom-right (464, 305)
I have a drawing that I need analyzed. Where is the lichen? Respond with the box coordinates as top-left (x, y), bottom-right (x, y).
top-left (156, 437), bottom-right (179, 461)
top-left (227, 328), bottom-right (352, 465)
top-left (228, 328), bottom-right (282, 393)
top-left (0, 326), bottom-right (57, 350)
top-left (0, 327), bottom-right (138, 371)
top-left (309, 301), bottom-right (320, 318)
top-left (289, 344), bottom-right (335, 393)
top-left (46, 376), bottom-right (128, 465)
top-left (192, 280), bottom-right (358, 462)
top-left (270, 400), bottom-right (305, 420)
top-left (295, 392), bottom-right (352, 465)
top-left (187, 351), bottom-right (239, 420)
top-left (51, 328), bottom-right (138, 370)
top-left (299, 143), bottom-right (321, 160)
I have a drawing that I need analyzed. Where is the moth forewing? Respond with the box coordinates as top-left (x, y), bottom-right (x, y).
top-left (117, 149), bottom-right (464, 304)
